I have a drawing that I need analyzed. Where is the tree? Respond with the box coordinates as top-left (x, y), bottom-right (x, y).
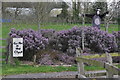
top-left (72, 0), bottom-right (80, 23)
top-left (2, 2), bottom-right (34, 24)
top-left (104, 1), bottom-right (119, 32)
top-left (117, 1), bottom-right (120, 25)
top-left (31, 2), bottom-right (53, 31)
top-left (58, 2), bottom-right (69, 23)
top-left (61, 2), bottom-right (68, 17)
top-left (92, 1), bottom-right (108, 13)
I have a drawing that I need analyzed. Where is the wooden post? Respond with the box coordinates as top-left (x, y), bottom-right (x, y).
top-left (106, 63), bottom-right (114, 78)
top-left (81, 2), bottom-right (85, 50)
top-left (6, 38), bottom-right (15, 65)
top-left (106, 70), bottom-right (114, 78)
top-left (76, 47), bottom-right (85, 78)
top-left (106, 52), bottom-right (113, 78)
top-left (105, 21), bottom-right (109, 32)
top-left (106, 52), bottom-right (112, 65)
top-left (8, 38), bottom-right (15, 65)
top-left (33, 54), bottom-right (36, 65)
top-left (105, 15), bottom-right (109, 32)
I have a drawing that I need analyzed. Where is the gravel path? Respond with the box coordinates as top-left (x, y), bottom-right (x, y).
top-left (2, 70), bottom-right (119, 78)
top-left (3, 71), bottom-right (78, 78)
top-left (2, 70), bottom-right (107, 78)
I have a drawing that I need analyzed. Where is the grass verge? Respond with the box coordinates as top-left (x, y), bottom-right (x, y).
top-left (2, 64), bottom-right (120, 76)
top-left (1, 23), bottom-right (119, 39)
top-left (2, 64), bottom-right (105, 76)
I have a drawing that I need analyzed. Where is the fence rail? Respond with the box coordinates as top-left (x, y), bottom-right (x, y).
top-left (76, 47), bottom-right (120, 78)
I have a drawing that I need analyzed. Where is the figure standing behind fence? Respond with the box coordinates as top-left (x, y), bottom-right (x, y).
top-left (83, 9), bottom-right (109, 29)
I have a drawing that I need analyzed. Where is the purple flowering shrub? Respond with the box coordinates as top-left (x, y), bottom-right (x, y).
top-left (36, 49), bottom-right (75, 65)
top-left (51, 27), bottom-right (82, 55)
top-left (84, 27), bottom-right (117, 53)
top-left (40, 29), bottom-right (55, 39)
top-left (56, 53), bottom-right (75, 64)
top-left (9, 28), bottom-right (48, 60)
top-left (38, 53), bottom-right (75, 65)
top-left (8, 27), bottom-right (119, 63)
top-left (113, 31), bottom-right (120, 52)
top-left (38, 54), bottom-right (54, 65)
top-left (50, 27), bottom-right (118, 56)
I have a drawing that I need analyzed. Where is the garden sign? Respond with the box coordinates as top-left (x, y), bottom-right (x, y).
top-left (13, 38), bottom-right (23, 57)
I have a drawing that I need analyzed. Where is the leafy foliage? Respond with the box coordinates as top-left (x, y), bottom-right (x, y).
top-left (84, 27), bottom-right (117, 53)
top-left (8, 27), bottom-right (119, 61)
top-left (112, 56), bottom-right (120, 63)
top-left (38, 54), bottom-right (54, 65)
top-left (40, 29), bottom-right (55, 39)
top-left (9, 28), bottom-right (48, 60)
top-left (113, 31), bottom-right (120, 52)
top-left (50, 27), bottom-right (118, 56)
top-left (56, 53), bottom-right (75, 64)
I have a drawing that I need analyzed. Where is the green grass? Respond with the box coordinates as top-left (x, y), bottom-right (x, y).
top-left (1, 40), bottom-right (7, 46)
top-left (1, 23), bottom-right (79, 38)
top-left (0, 40), bottom-right (7, 53)
top-left (1, 23), bottom-right (119, 39)
top-left (2, 64), bottom-right (120, 76)
top-left (0, 40), bottom-right (7, 48)
top-left (0, 48), bottom-right (6, 53)
top-left (117, 64), bottom-right (120, 68)
top-left (2, 64), bottom-right (119, 76)
top-left (1, 64), bottom-right (106, 76)
top-left (0, 55), bottom-right (6, 59)
top-left (101, 24), bottom-right (118, 33)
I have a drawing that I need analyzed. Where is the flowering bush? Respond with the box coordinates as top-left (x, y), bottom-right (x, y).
top-left (113, 31), bottom-right (120, 52)
top-left (9, 28), bottom-right (48, 60)
top-left (50, 27), bottom-right (118, 55)
top-left (84, 27), bottom-right (117, 53)
top-left (40, 29), bottom-right (55, 39)
top-left (38, 54), bottom-right (54, 65)
top-left (8, 27), bottom-right (119, 62)
top-left (56, 53), bottom-right (75, 64)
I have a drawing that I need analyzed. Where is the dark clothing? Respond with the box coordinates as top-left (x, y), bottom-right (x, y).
top-left (92, 15), bottom-right (101, 29)
top-left (85, 11), bottom-right (108, 19)
top-left (84, 11), bottom-right (108, 29)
